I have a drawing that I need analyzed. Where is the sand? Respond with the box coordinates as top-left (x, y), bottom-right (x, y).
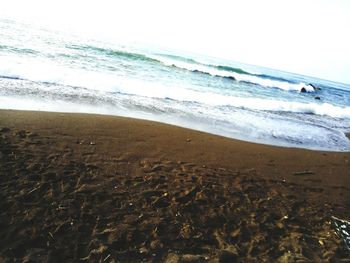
top-left (0, 109), bottom-right (349, 262)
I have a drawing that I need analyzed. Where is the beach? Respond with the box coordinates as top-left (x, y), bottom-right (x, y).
top-left (2, 17), bottom-right (350, 154)
top-left (0, 109), bottom-right (349, 262)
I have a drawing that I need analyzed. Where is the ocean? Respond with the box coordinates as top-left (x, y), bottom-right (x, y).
top-left (1, 18), bottom-right (350, 151)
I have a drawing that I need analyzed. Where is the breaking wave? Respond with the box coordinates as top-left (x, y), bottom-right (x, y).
top-left (151, 53), bottom-right (315, 92)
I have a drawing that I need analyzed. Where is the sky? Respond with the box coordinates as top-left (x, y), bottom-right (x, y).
top-left (1, 0), bottom-right (350, 84)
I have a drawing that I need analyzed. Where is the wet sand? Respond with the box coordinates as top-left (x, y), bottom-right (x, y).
top-left (0, 109), bottom-right (349, 262)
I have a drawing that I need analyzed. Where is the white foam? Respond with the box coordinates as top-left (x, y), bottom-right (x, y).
top-left (0, 55), bottom-right (121, 92)
top-left (1, 56), bottom-right (348, 119)
top-left (113, 80), bottom-right (350, 118)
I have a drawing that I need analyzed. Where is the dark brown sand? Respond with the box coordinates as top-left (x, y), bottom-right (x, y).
top-left (0, 109), bottom-right (349, 262)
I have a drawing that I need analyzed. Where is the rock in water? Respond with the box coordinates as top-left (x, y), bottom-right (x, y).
top-left (226, 76), bottom-right (236, 81)
top-left (301, 84), bottom-right (318, 93)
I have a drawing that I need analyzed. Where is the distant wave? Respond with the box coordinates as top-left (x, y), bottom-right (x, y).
top-left (153, 53), bottom-right (249, 75)
top-left (0, 44), bottom-right (39, 56)
top-left (67, 45), bottom-right (160, 63)
top-left (153, 53), bottom-right (199, 65)
top-left (215, 65), bottom-right (250, 75)
top-left (154, 53), bottom-right (294, 83)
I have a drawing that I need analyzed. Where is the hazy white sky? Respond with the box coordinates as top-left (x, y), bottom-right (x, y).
top-left (1, 0), bottom-right (350, 84)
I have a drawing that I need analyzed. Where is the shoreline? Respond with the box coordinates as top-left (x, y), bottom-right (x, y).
top-left (0, 109), bottom-right (349, 261)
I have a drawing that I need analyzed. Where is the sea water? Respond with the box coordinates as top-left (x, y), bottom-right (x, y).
top-left (1, 18), bottom-right (350, 151)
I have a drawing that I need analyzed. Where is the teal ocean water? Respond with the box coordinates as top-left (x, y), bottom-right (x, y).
top-left (1, 19), bottom-right (350, 151)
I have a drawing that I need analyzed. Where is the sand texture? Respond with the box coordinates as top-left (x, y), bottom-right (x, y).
top-left (0, 110), bottom-right (349, 262)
